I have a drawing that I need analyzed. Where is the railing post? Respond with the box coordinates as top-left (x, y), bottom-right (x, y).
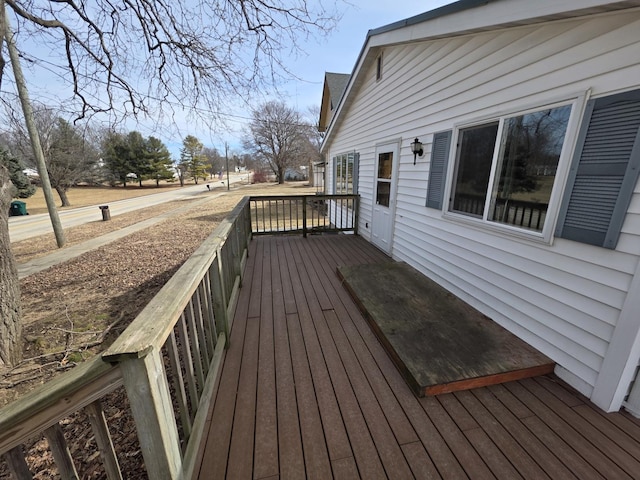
top-left (3, 446), bottom-right (33, 479)
top-left (303, 196), bottom-right (308, 238)
top-left (44, 423), bottom-right (79, 480)
top-left (354, 195), bottom-right (359, 235)
top-left (116, 351), bottom-right (181, 480)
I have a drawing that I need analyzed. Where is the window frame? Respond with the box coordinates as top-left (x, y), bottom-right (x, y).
top-left (443, 94), bottom-right (587, 243)
top-left (333, 151), bottom-right (358, 195)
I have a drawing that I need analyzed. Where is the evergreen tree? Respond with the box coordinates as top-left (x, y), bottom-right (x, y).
top-left (101, 131), bottom-right (133, 187)
top-left (146, 137), bottom-right (174, 186)
top-left (179, 135), bottom-right (207, 184)
top-left (127, 131), bottom-right (151, 187)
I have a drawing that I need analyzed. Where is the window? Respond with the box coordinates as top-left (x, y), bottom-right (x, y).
top-left (376, 53), bottom-right (383, 81)
top-left (333, 151), bottom-right (358, 194)
top-left (449, 104), bottom-right (572, 234)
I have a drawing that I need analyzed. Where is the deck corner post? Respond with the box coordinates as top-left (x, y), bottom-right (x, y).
top-left (117, 350), bottom-right (181, 479)
top-left (354, 195), bottom-right (360, 235)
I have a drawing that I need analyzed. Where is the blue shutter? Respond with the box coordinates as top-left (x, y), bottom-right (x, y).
top-left (556, 90), bottom-right (640, 249)
top-left (426, 130), bottom-right (452, 209)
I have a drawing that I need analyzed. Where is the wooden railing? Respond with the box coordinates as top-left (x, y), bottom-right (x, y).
top-left (249, 194), bottom-right (359, 236)
top-left (0, 197), bottom-right (252, 480)
top-left (0, 194), bottom-right (357, 479)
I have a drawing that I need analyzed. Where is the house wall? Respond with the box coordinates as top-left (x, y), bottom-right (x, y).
top-left (324, 8), bottom-right (640, 409)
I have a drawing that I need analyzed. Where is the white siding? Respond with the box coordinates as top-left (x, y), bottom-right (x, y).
top-left (324, 9), bottom-right (640, 404)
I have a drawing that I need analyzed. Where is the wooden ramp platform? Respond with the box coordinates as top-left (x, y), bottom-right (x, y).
top-left (338, 261), bottom-right (555, 396)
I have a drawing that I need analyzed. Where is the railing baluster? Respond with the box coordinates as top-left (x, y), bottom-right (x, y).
top-left (3, 446), bottom-right (33, 480)
top-left (186, 300), bottom-right (206, 396)
top-left (166, 329), bottom-right (193, 440)
top-left (211, 253), bottom-right (230, 344)
top-left (199, 278), bottom-right (216, 358)
top-left (44, 423), bottom-right (79, 480)
top-left (303, 197), bottom-right (307, 237)
top-left (193, 288), bottom-right (210, 374)
top-left (177, 313), bottom-right (200, 407)
top-left (85, 400), bottom-right (123, 480)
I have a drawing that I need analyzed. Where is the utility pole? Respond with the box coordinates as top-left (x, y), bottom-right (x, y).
top-left (4, 12), bottom-right (66, 247)
top-left (225, 142), bottom-right (230, 191)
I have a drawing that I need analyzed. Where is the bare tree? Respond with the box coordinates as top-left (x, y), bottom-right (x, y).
top-left (244, 100), bottom-right (311, 183)
top-left (304, 104), bottom-right (324, 187)
top-left (0, 0), bottom-right (340, 366)
top-left (9, 106), bottom-right (99, 205)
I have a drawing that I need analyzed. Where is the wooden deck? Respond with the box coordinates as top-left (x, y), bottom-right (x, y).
top-left (197, 235), bottom-right (640, 479)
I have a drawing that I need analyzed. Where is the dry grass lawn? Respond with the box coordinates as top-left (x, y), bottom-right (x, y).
top-left (22, 181), bottom-right (187, 215)
top-left (4, 181), bottom-right (317, 401)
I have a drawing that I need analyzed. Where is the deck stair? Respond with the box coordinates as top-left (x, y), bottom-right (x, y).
top-left (338, 261), bottom-right (555, 396)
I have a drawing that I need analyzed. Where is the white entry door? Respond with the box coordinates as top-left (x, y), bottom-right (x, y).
top-left (371, 142), bottom-right (399, 253)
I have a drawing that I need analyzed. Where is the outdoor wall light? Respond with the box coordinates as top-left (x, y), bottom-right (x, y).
top-left (411, 138), bottom-right (424, 165)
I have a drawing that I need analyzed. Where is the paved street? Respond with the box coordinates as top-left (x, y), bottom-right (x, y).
top-left (9, 175), bottom-right (244, 242)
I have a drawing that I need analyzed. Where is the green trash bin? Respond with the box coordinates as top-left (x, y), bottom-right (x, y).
top-left (10, 200), bottom-right (28, 216)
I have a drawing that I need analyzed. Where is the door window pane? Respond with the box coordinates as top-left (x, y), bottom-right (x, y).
top-left (377, 152), bottom-right (393, 179)
top-left (376, 181), bottom-right (390, 206)
top-left (451, 122), bottom-right (498, 217)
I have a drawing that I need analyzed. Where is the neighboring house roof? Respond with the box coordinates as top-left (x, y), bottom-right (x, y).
top-left (321, 0), bottom-right (640, 150)
top-left (318, 72), bottom-right (350, 132)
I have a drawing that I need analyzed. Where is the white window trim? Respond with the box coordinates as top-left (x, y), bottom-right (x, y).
top-left (333, 150), bottom-right (357, 195)
top-left (442, 92), bottom-right (590, 244)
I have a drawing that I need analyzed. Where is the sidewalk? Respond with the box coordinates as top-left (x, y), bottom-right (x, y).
top-left (17, 193), bottom-right (226, 279)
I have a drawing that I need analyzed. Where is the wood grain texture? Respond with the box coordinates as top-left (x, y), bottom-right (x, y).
top-left (201, 235), bottom-right (640, 480)
top-left (338, 261), bottom-right (554, 396)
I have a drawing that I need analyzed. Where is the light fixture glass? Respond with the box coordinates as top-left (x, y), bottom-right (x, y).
top-left (411, 138), bottom-right (423, 165)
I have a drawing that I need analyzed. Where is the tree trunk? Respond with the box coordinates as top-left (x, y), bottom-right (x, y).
top-left (55, 185), bottom-right (71, 207)
top-left (0, 165), bottom-right (22, 367)
top-left (308, 159), bottom-right (314, 187)
top-left (278, 166), bottom-right (285, 184)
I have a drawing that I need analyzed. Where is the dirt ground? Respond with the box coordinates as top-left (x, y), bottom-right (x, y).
top-left (0, 181), bottom-right (316, 478)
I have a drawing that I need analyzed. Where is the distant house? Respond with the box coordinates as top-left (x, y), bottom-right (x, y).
top-left (321, 0), bottom-right (640, 414)
top-left (319, 72), bottom-right (350, 133)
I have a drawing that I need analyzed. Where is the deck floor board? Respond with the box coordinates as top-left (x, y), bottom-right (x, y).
top-left (197, 235), bottom-right (640, 479)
